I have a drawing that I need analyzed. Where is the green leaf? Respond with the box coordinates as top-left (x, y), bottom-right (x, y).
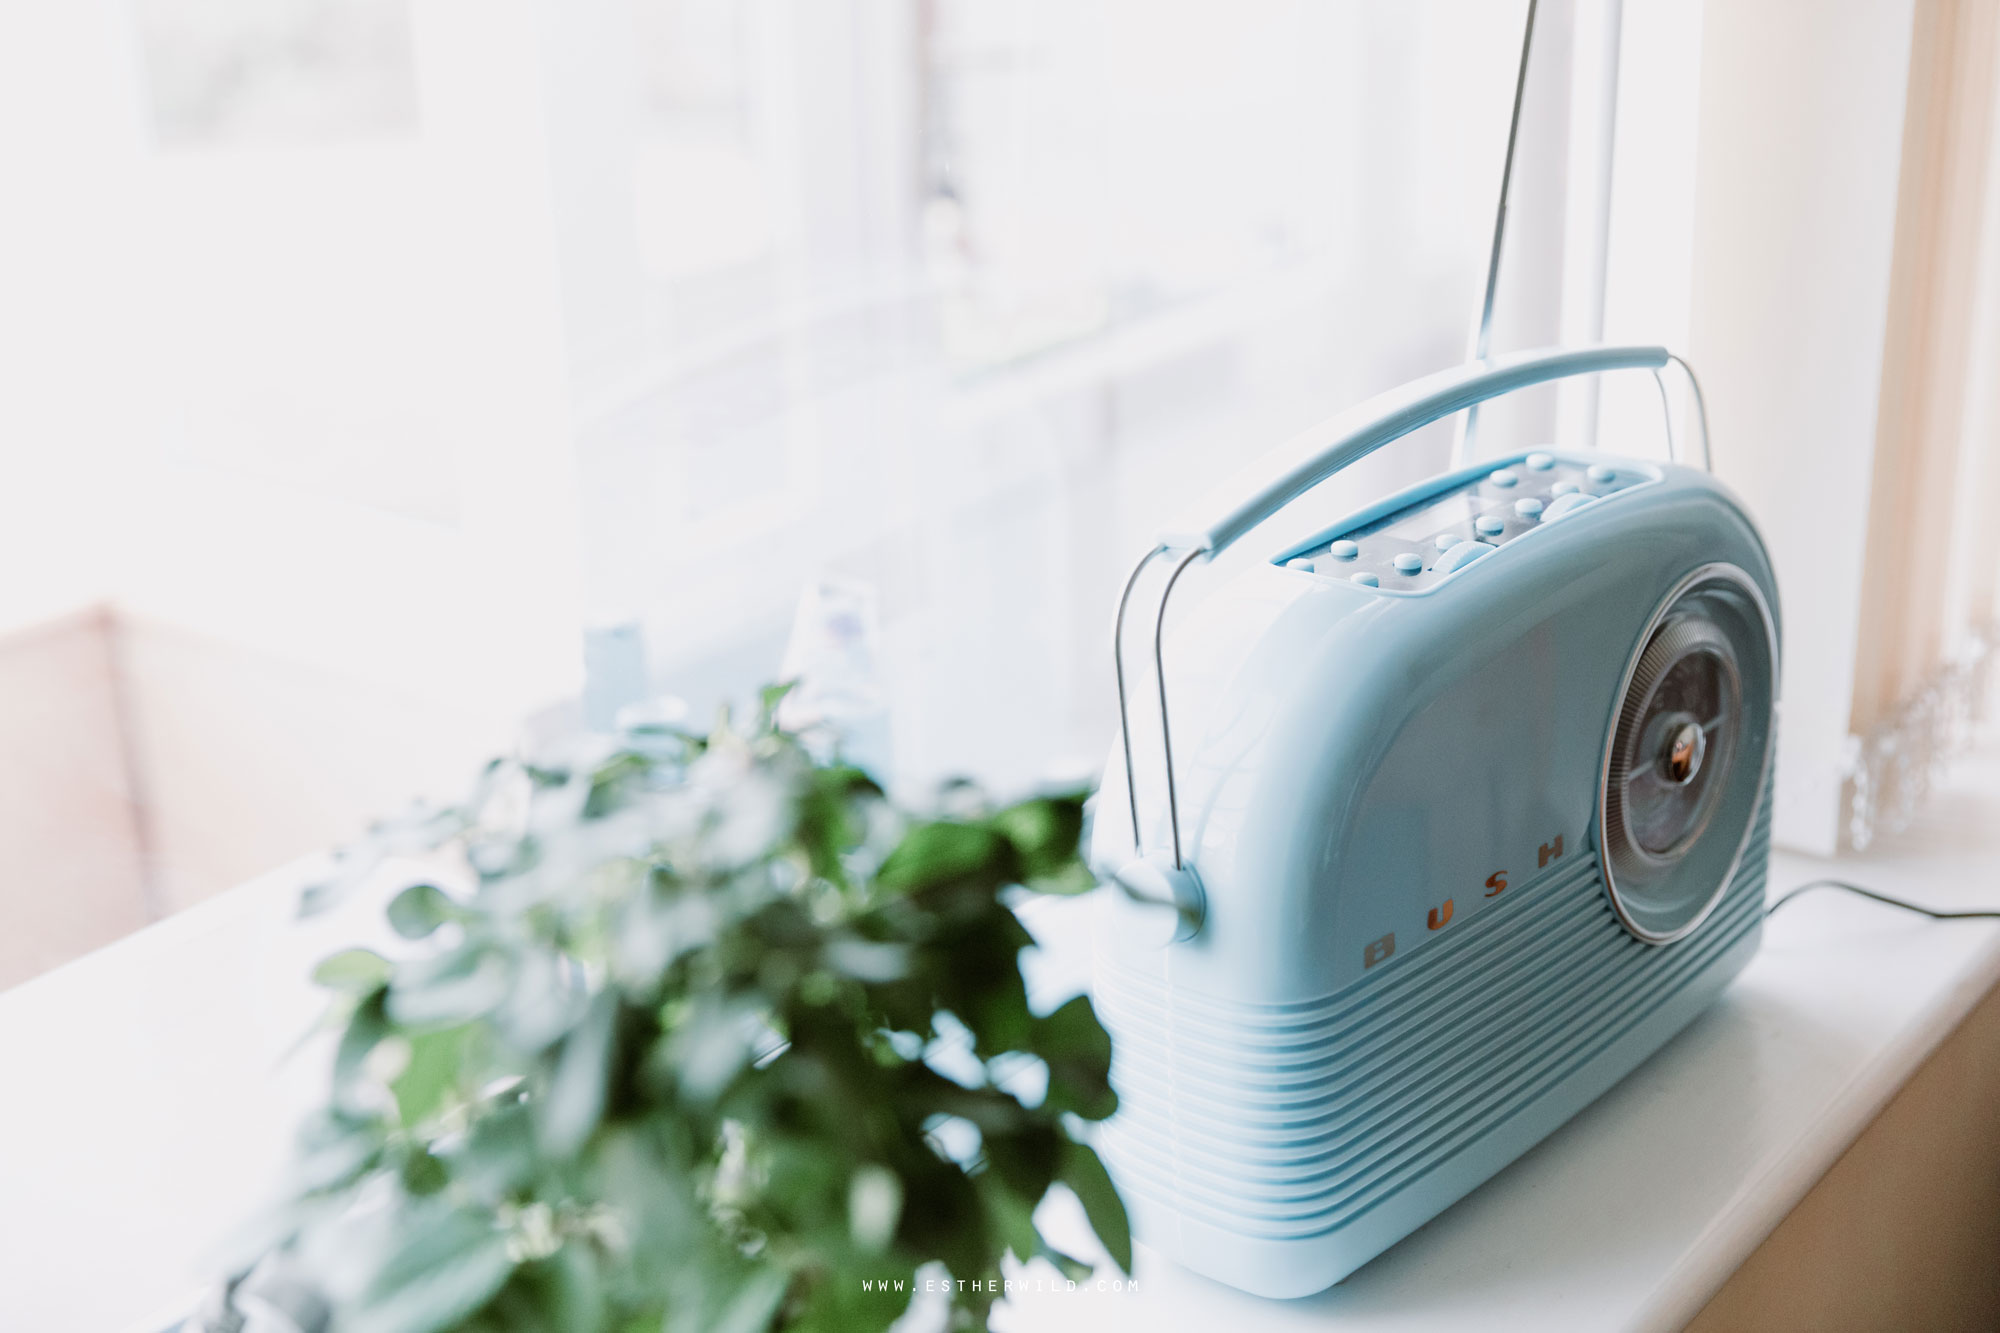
top-left (690, 1265), bottom-right (789, 1333)
top-left (1060, 1141), bottom-right (1131, 1274)
top-left (491, 946), bottom-right (584, 1053)
top-left (981, 1125), bottom-right (1060, 1203)
top-left (1032, 995), bottom-right (1117, 1120)
top-left (391, 1025), bottom-right (473, 1128)
top-left (592, 1125), bottom-right (704, 1263)
top-left (401, 1146), bottom-right (449, 1195)
top-left (333, 988), bottom-right (391, 1097)
top-left (241, 677), bottom-right (1133, 1333)
top-left (1033, 995), bottom-right (1106, 1054)
top-left (451, 1101), bottom-right (538, 1204)
top-left (977, 1170), bottom-right (1041, 1264)
top-left (351, 1204), bottom-right (515, 1333)
top-left (988, 795), bottom-right (1087, 881)
top-left (519, 1245), bottom-right (605, 1333)
top-left (664, 995), bottom-right (762, 1104)
top-left (387, 950), bottom-right (511, 1027)
top-left (584, 751), bottom-right (648, 818)
top-left (313, 948), bottom-right (392, 994)
top-left (539, 990), bottom-right (618, 1157)
top-left (876, 822), bottom-right (1017, 893)
top-left (758, 679), bottom-right (798, 728)
top-left (937, 927), bottom-right (1037, 1057)
top-left (387, 884), bottom-right (456, 940)
top-left (1025, 861), bottom-right (1099, 896)
top-left (795, 765), bottom-right (880, 882)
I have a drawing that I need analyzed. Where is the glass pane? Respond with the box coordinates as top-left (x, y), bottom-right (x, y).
top-left (581, 0), bottom-right (1558, 794)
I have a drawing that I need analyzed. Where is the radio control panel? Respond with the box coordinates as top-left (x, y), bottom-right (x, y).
top-left (1277, 452), bottom-right (1652, 592)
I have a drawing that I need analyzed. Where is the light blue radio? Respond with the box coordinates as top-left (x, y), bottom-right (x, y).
top-left (1089, 345), bottom-right (1779, 1299)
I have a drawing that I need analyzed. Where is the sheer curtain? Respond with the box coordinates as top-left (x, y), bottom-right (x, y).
top-left (1847, 0), bottom-right (2000, 848)
top-left (1670, 0), bottom-right (2000, 854)
top-left (571, 0), bottom-right (1588, 795)
top-left (0, 0), bottom-right (1595, 978)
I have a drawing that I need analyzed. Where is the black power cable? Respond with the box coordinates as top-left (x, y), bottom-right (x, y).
top-left (1765, 878), bottom-right (2000, 921)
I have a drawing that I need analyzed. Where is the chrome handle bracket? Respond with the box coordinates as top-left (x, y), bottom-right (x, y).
top-left (1113, 543), bottom-right (1204, 870)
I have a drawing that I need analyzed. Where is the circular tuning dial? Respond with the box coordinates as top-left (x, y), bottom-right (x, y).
top-left (1600, 566), bottom-right (1776, 944)
top-left (1610, 617), bottom-right (1738, 860)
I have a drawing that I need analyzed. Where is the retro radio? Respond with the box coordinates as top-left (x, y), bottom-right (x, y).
top-left (1086, 344), bottom-right (1779, 1297)
top-left (1082, 2), bottom-right (1779, 1295)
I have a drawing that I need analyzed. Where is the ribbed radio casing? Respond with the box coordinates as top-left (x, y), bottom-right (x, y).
top-left (1089, 452), bottom-right (1781, 1298)
top-left (1095, 788), bottom-right (1768, 1295)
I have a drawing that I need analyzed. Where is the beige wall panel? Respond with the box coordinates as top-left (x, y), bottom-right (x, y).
top-left (0, 610), bottom-right (148, 990)
top-left (1686, 974), bottom-right (2000, 1332)
top-left (116, 617), bottom-right (516, 915)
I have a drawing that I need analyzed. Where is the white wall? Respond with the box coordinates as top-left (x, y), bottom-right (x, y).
top-left (0, 1), bottom-right (143, 634)
top-left (0, 0), bottom-right (603, 933)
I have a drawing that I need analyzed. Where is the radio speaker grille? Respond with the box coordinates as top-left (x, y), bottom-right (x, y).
top-left (1094, 785), bottom-right (1772, 1241)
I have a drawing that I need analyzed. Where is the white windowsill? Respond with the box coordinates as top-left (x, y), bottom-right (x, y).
top-left (3, 748), bottom-right (1998, 1333)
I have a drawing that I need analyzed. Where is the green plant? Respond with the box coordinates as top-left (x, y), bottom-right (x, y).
top-left (204, 689), bottom-right (1125, 1333)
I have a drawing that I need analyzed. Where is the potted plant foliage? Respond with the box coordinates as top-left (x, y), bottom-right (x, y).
top-left (192, 688), bottom-right (1127, 1333)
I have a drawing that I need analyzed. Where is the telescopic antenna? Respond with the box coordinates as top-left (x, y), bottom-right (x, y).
top-left (1451, 0), bottom-right (1540, 468)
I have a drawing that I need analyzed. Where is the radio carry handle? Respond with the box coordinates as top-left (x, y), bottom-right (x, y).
top-left (1112, 342), bottom-right (1712, 885)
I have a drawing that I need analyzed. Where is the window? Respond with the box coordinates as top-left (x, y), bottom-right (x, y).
top-left (0, 0), bottom-right (1598, 982)
top-left (573, 0), bottom-right (1593, 793)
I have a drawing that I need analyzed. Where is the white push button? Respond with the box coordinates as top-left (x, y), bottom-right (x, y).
top-left (1351, 571), bottom-right (1380, 587)
top-left (1328, 539), bottom-right (1359, 560)
top-left (1287, 557), bottom-right (1314, 571)
top-left (1393, 552), bottom-right (1423, 575)
top-left (1488, 469), bottom-right (1519, 488)
top-left (1542, 491), bottom-right (1600, 522)
top-left (1526, 451), bottom-right (1555, 471)
top-left (1586, 463), bottom-right (1616, 485)
top-left (1514, 497), bottom-right (1544, 519)
top-left (1475, 514), bottom-right (1506, 537)
top-left (1435, 539), bottom-right (1497, 573)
